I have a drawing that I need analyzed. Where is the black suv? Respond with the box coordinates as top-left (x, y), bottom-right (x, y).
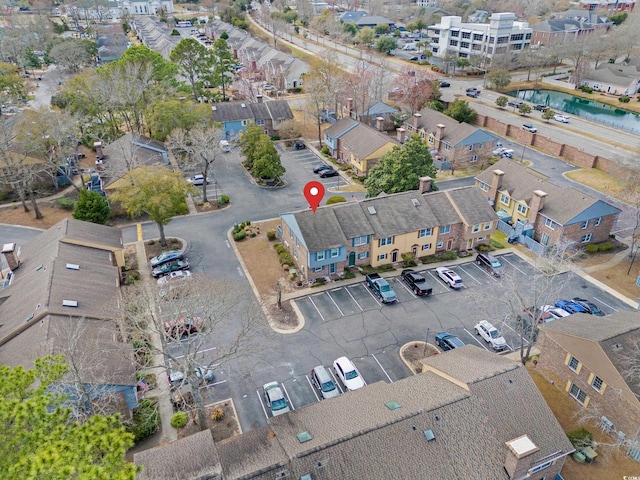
top-left (476, 253), bottom-right (505, 277)
top-left (533, 104), bottom-right (549, 112)
top-left (293, 139), bottom-right (306, 150)
top-left (401, 269), bottom-right (433, 296)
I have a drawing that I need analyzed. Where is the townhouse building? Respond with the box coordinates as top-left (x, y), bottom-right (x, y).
top-left (427, 13), bottom-right (532, 61)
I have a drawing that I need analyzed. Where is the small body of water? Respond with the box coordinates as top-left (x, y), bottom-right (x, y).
top-left (509, 89), bottom-right (640, 134)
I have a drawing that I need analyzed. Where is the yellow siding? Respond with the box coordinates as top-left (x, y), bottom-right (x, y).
top-left (564, 353), bottom-right (571, 366)
top-left (599, 382), bottom-right (607, 395)
top-left (565, 380), bottom-right (571, 392)
top-left (370, 229), bottom-right (437, 267)
top-left (583, 395), bottom-right (590, 408)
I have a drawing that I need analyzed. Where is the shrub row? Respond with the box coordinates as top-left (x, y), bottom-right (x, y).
top-left (420, 251), bottom-right (458, 264)
top-left (584, 241), bottom-right (614, 254)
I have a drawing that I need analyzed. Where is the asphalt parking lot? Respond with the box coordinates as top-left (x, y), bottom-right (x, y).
top-left (193, 252), bottom-right (632, 432)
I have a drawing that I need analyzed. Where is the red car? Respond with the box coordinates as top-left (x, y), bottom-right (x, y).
top-left (164, 317), bottom-right (203, 338)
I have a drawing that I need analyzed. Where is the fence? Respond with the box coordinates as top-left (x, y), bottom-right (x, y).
top-left (497, 220), bottom-right (547, 256)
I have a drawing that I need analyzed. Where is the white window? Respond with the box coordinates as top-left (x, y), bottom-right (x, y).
top-left (581, 233), bottom-right (593, 243)
top-left (441, 225), bottom-right (451, 234)
top-left (473, 224), bottom-right (480, 233)
top-left (568, 356), bottom-right (579, 372)
top-left (484, 222), bottom-right (491, 230)
top-left (330, 248), bottom-right (339, 258)
top-left (241, 120), bottom-right (248, 126)
top-left (293, 249), bottom-right (298, 259)
top-left (353, 235), bottom-right (369, 246)
top-left (296, 237), bottom-right (299, 247)
top-left (256, 119), bottom-right (265, 126)
top-left (569, 383), bottom-right (587, 405)
top-left (422, 243), bottom-right (432, 250)
top-left (594, 217), bottom-right (602, 226)
top-left (378, 254), bottom-right (387, 261)
top-left (437, 241), bottom-right (443, 248)
top-left (517, 203), bottom-right (527, 215)
top-left (468, 145), bottom-right (473, 151)
top-left (540, 233), bottom-right (551, 246)
top-left (317, 251), bottom-right (325, 261)
top-left (444, 143), bottom-right (451, 150)
top-left (470, 155), bottom-right (478, 162)
top-left (531, 461), bottom-right (553, 474)
top-left (592, 375), bottom-right (603, 392)
top-left (479, 182), bottom-right (489, 192)
top-left (428, 135), bottom-right (434, 143)
top-left (500, 193), bottom-right (509, 205)
top-left (544, 218), bottom-right (558, 230)
top-left (380, 237), bottom-right (393, 246)
top-left (581, 220), bottom-right (589, 230)
top-left (313, 266), bottom-right (324, 272)
top-left (357, 251), bottom-right (369, 260)
top-left (419, 228), bottom-right (432, 238)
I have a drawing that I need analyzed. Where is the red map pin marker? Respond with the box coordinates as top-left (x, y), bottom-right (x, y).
top-left (303, 181), bottom-right (325, 214)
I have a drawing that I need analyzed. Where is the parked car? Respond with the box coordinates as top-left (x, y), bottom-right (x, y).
top-left (555, 299), bottom-right (589, 314)
top-left (313, 164), bottom-right (333, 174)
top-left (157, 270), bottom-right (192, 286)
top-left (540, 305), bottom-right (571, 320)
top-left (194, 366), bottom-right (215, 383)
top-left (522, 124), bottom-right (537, 133)
top-left (554, 114), bottom-right (570, 123)
top-left (151, 259), bottom-right (190, 278)
top-left (475, 253), bottom-right (504, 277)
top-left (572, 297), bottom-right (605, 316)
top-left (262, 83), bottom-right (275, 91)
top-left (435, 332), bottom-right (465, 351)
top-left (263, 381), bottom-right (291, 417)
top-left (493, 147), bottom-right (508, 156)
top-left (293, 139), bottom-right (306, 150)
top-left (523, 306), bottom-right (555, 323)
top-left (168, 370), bottom-right (186, 388)
top-left (533, 104), bottom-right (549, 112)
top-left (333, 357), bottom-right (365, 391)
top-left (507, 100), bottom-right (524, 108)
top-left (401, 269), bottom-right (433, 296)
top-left (319, 168), bottom-right (339, 178)
top-left (188, 176), bottom-right (210, 187)
top-left (502, 149), bottom-right (514, 158)
top-left (474, 320), bottom-right (507, 351)
top-left (439, 81), bottom-right (451, 88)
top-left (466, 89), bottom-right (480, 98)
top-left (150, 250), bottom-right (184, 267)
top-left (435, 267), bottom-right (463, 289)
top-left (165, 316), bottom-right (203, 338)
top-left (310, 365), bottom-right (340, 399)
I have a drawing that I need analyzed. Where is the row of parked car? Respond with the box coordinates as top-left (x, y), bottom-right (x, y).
top-left (149, 249), bottom-right (192, 285)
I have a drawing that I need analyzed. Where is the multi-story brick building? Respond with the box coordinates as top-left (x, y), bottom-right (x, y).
top-left (579, 0), bottom-right (635, 11)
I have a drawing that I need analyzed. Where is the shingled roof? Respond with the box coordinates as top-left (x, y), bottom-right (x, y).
top-left (414, 108), bottom-right (497, 147)
top-left (212, 100), bottom-right (293, 123)
top-left (475, 158), bottom-right (620, 225)
top-left (339, 123), bottom-right (400, 158)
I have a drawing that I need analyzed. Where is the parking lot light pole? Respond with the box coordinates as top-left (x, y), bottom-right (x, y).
top-left (521, 144), bottom-right (526, 162)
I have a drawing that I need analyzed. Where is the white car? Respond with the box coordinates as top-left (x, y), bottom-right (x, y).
top-left (474, 320), bottom-right (507, 351)
top-left (333, 357), bottom-right (365, 391)
top-left (435, 267), bottom-right (464, 289)
top-left (263, 381), bottom-right (291, 417)
top-left (493, 147), bottom-right (508, 156)
top-left (553, 114), bottom-right (570, 123)
top-left (188, 175), bottom-right (210, 186)
top-left (157, 270), bottom-right (192, 286)
top-left (540, 305), bottom-right (571, 320)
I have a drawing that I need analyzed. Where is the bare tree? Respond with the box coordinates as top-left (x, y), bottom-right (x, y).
top-left (167, 125), bottom-right (224, 204)
top-left (120, 276), bottom-right (268, 430)
top-left (304, 52), bottom-right (342, 145)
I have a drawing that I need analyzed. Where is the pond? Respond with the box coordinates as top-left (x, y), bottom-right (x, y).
top-left (509, 89), bottom-right (640, 134)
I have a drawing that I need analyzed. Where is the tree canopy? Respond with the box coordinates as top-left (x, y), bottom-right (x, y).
top-left (0, 355), bottom-right (137, 480)
top-left (486, 69), bottom-right (512, 90)
top-left (364, 134), bottom-right (437, 197)
top-left (376, 36), bottom-right (397, 54)
top-left (239, 125), bottom-right (285, 181)
top-left (444, 99), bottom-right (477, 123)
top-left (170, 39), bottom-right (213, 102)
top-left (109, 166), bottom-right (192, 246)
top-left (73, 189), bottom-right (111, 224)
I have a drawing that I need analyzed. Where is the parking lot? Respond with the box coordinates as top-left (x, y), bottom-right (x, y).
top-left (190, 252), bottom-right (632, 432)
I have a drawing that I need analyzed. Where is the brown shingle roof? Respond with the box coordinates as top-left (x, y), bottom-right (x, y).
top-left (211, 100), bottom-right (293, 123)
top-left (339, 123), bottom-right (399, 158)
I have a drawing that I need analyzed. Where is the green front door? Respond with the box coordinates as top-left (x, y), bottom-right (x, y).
top-left (348, 251), bottom-right (356, 267)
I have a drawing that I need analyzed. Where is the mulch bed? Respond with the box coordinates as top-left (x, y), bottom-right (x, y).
top-left (177, 399), bottom-right (241, 442)
top-left (400, 342), bottom-right (440, 374)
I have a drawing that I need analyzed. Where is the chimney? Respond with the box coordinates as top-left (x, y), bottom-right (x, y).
top-left (233, 49), bottom-right (238, 59)
top-left (376, 116), bottom-right (384, 131)
top-left (490, 169), bottom-right (505, 198)
top-left (396, 127), bottom-right (405, 143)
top-left (346, 98), bottom-right (354, 118)
top-left (435, 124), bottom-right (445, 142)
top-left (412, 112), bottom-right (422, 130)
top-left (256, 94), bottom-right (263, 103)
top-left (94, 141), bottom-right (103, 160)
top-left (504, 435), bottom-right (540, 480)
top-left (528, 190), bottom-right (547, 223)
top-left (250, 60), bottom-right (257, 71)
top-left (2, 243), bottom-right (20, 271)
top-left (419, 176), bottom-right (433, 194)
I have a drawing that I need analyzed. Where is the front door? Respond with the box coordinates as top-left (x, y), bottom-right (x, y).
top-left (446, 239), bottom-right (454, 251)
top-left (391, 250), bottom-right (398, 263)
top-left (348, 251), bottom-right (356, 267)
top-left (329, 263), bottom-right (336, 274)
top-left (466, 238), bottom-right (473, 250)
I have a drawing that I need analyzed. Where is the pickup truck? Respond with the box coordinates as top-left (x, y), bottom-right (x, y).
top-left (365, 273), bottom-right (397, 304)
top-left (401, 269), bottom-right (432, 296)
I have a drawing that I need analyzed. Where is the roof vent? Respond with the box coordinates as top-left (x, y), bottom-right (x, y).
top-left (385, 401), bottom-right (401, 411)
top-left (62, 300), bottom-right (78, 307)
top-left (241, 103), bottom-right (247, 108)
top-left (424, 429), bottom-right (436, 441)
top-left (411, 198), bottom-right (420, 207)
top-left (35, 264), bottom-right (43, 271)
top-left (300, 475), bottom-right (312, 480)
top-left (367, 206), bottom-right (376, 215)
top-left (66, 263), bottom-right (80, 270)
top-left (276, 471), bottom-right (288, 478)
top-left (25, 313), bottom-right (34, 322)
top-left (212, 106), bottom-right (217, 111)
top-left (296, 431), bottom-right (312, 443)
top-left (611, 343), bottom-right (623, 351)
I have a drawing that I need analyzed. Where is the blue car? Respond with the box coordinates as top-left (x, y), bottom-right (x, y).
top-left (572, 297), bottom-right (605, 317)
top-left (150, 249), bottom-right (184, 268)
top-left (435, 332), bottom-right (465, 351)
top-left (555, 300), bottom-right (589, 314)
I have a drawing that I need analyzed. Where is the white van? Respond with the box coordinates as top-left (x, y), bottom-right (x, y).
top-left (219, 140), bottom-right (231, 152)
top-left (402, 43), bottom-right (417, 51)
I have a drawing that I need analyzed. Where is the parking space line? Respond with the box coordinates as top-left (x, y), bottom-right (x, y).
top-left (593, 296), bottom-right (617, 312)
top-left (470, 263), bottom-right (498, 281)
top-left (326, 291), bottom-right (344, 316)
top-left (396, 278), bottom-right (417, 298)
top-left (371, 354), bottom-right (393, 383)
top-left (281, 384), bottom-right (295, 410)
top-left (501, 256), bottom-right (527, 275)
top-left (307, 296), bottom-right (326, 321)
top-left (362, 283), bottom-right (382, 306)
top-left (345, 287), bottom-right (363, 311)
top-left (256, 389), bottom-right (269, 420)
top-left (463, 269), bottom-right (482, 285)
top-left (205, 379), bottom-right (227, 388)
top-left (329, 368), bottom-right (344, 393)
top-left (464, 328), bottom-right (489, 351)
top-left (306, 375), bottom-right (320, 401)
top-left (501, 323), bottom-right (529, 345)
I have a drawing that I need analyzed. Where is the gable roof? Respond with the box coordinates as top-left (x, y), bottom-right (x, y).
top-left (339, 10), bottom-right (367, 22)
top-left (359, 101), bottom-right (398, 117)
top-left (211, 100), bottom-right (293, 123)
top-left (413, 108), bottom-right (497, 147)
top-left (339, 123), bottom-right (399, 158)
top-left (475, 158), bottom-right (620, 224)
top-left (355, 15), bottom-right (395, 26)
top-left (444, 187), bottom-right (501, 226)
top-left (102, 132), bottom-right (168, 187)
top-left (532, 19), bottom-right (585, 33)
top-left (541, 311), bottom-right (640, 405)
top-left (210, 346), bottom-right (572, 480)
top-left (324, 117), bottom-right (358, 138)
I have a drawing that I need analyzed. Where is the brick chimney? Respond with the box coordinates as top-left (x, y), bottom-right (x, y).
top-left (376, 116), bottom-right (384, 131)
top-left (346, 98), bottom-right (354, 118)
top-left (256, 94), bottom-right (263, 103)
top-left (419, 176), bottom-right (433, 194)
top-left (528, 190), bottom-right (547, 223)
top-left (250, 60), bottom-right (257, 71)
top-left (435, 124), bottom-right (445, 143)
top-left (504, 435), bottom-right (540, 480)
top-left (396, 127), bottom-right (405, 143)
top-left (412, 112), bottom-right (422, 130)
top-left (488, 169), bottom-right (504, 200)
top-left (233, 49), bottom-right (238, 59)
